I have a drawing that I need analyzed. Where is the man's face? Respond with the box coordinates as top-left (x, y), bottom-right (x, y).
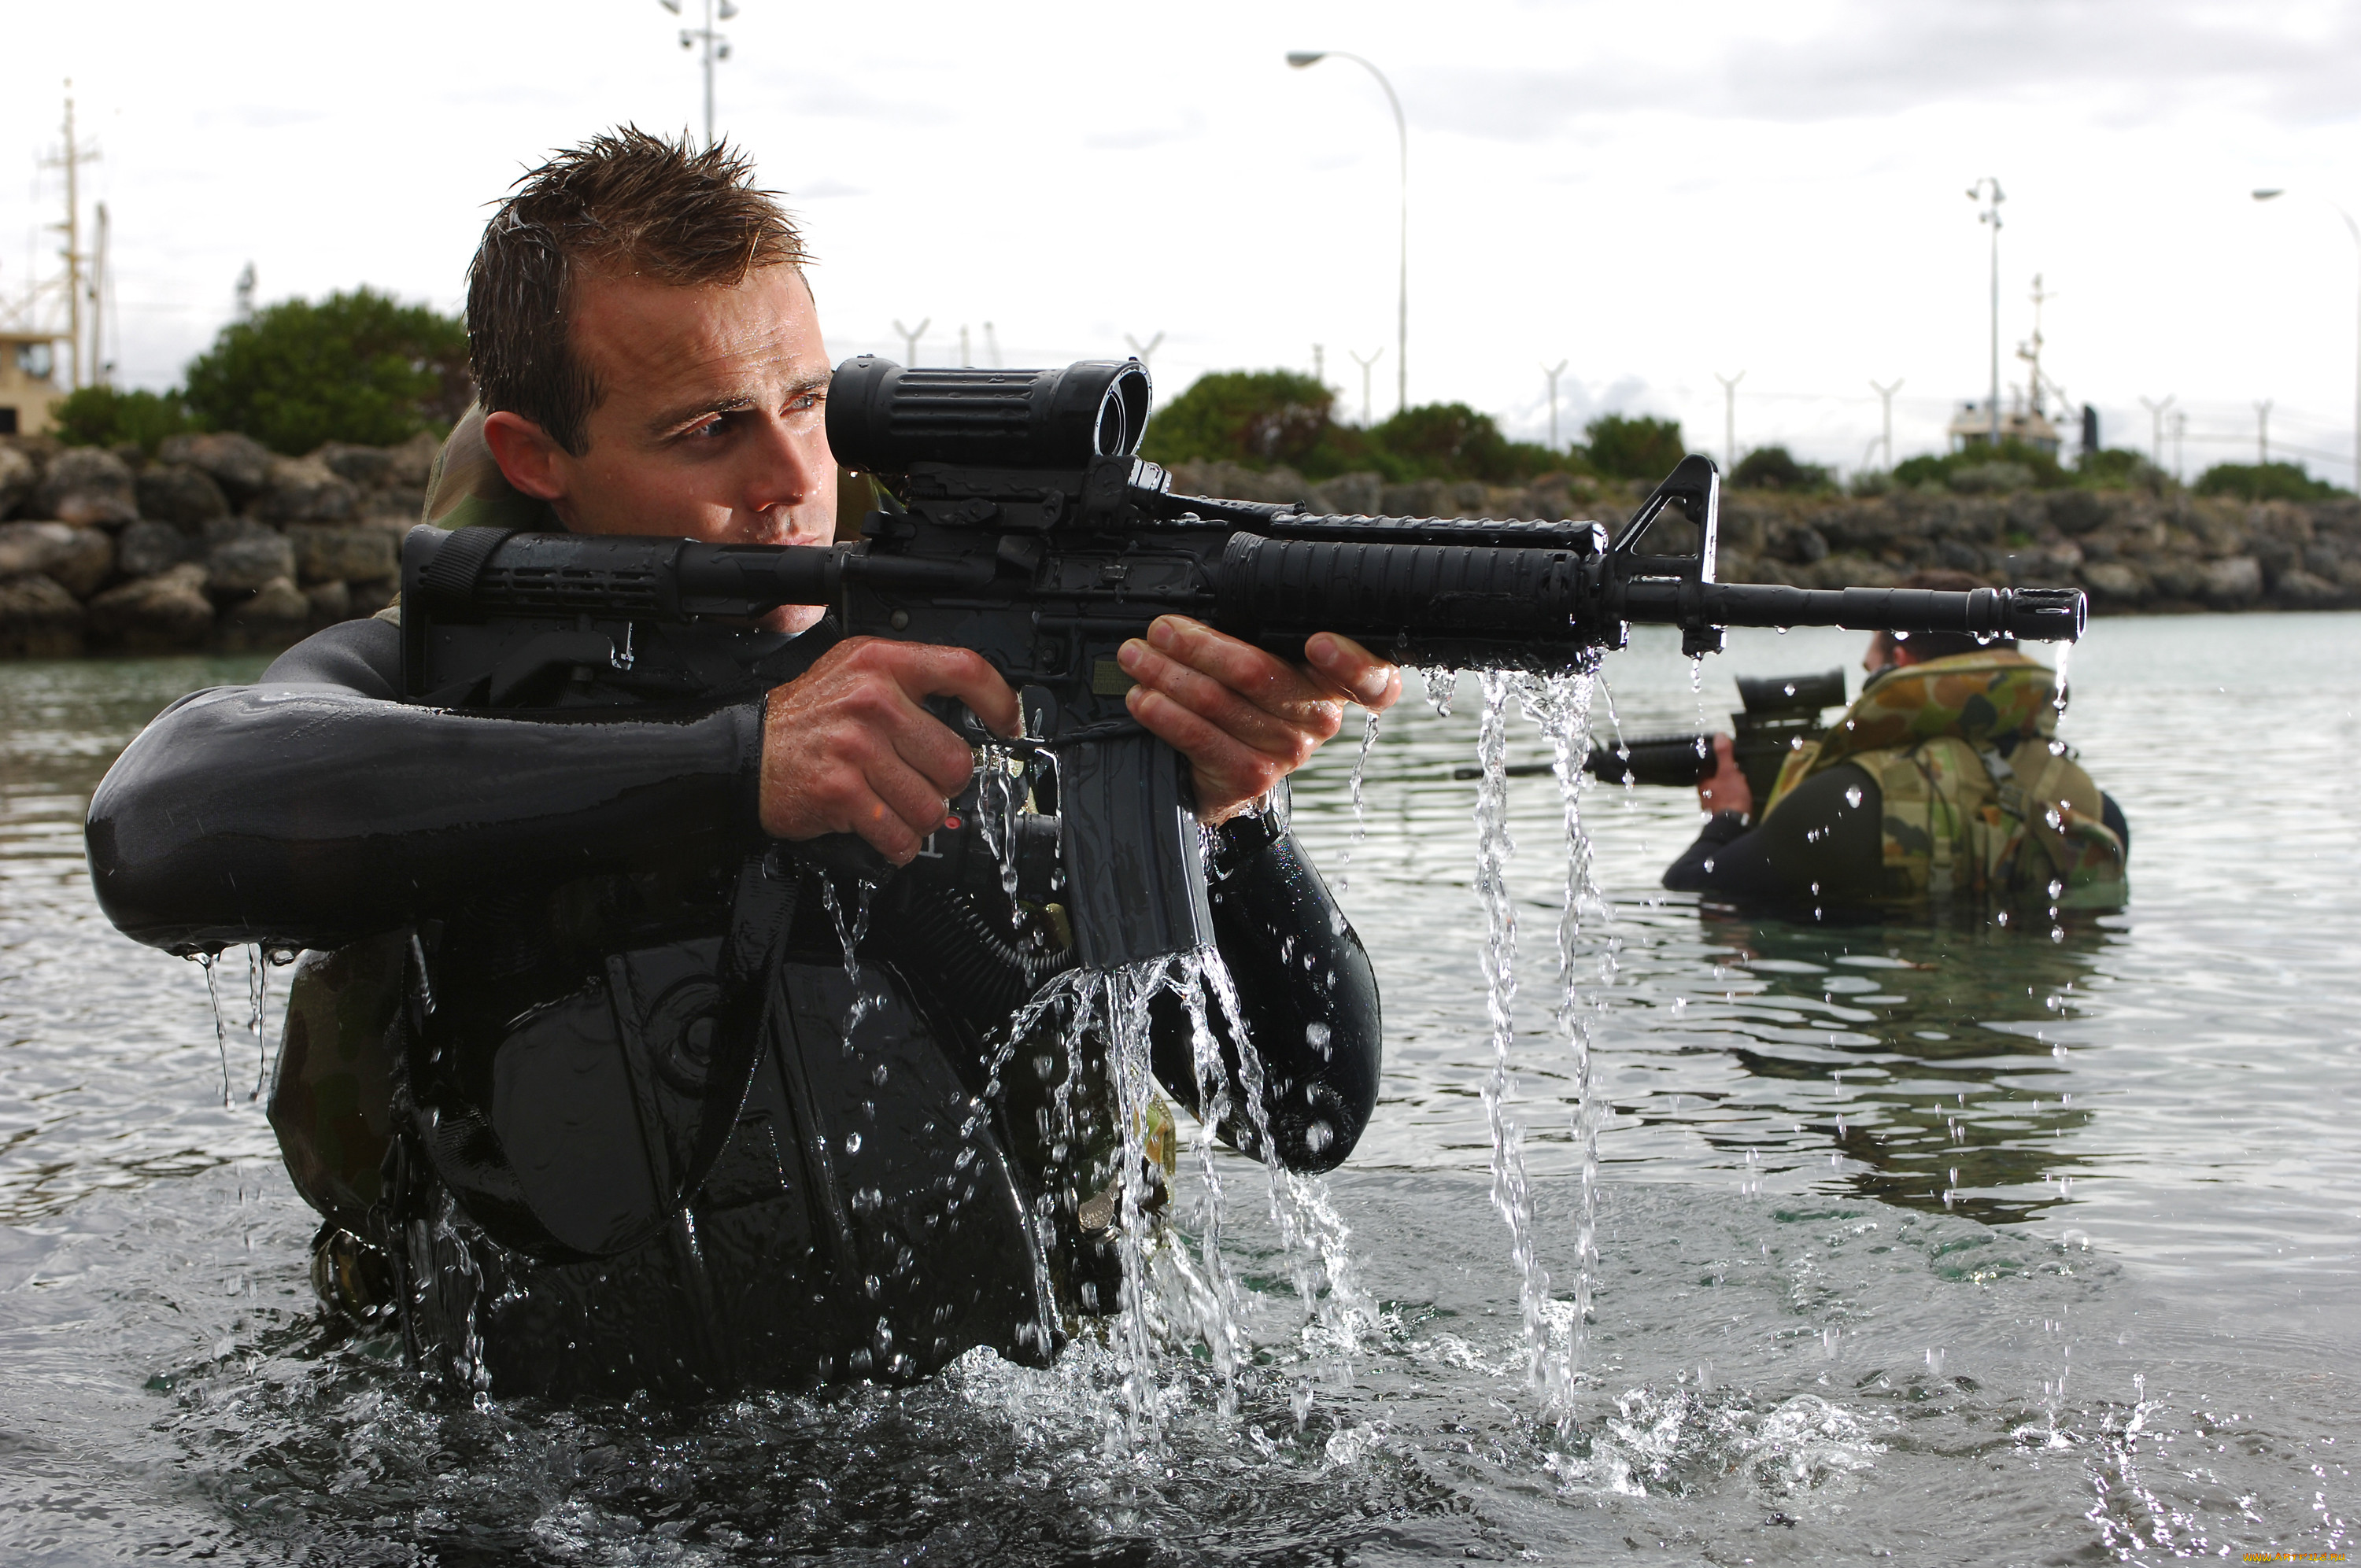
top-left (545, 264), bottom-right (838, 634)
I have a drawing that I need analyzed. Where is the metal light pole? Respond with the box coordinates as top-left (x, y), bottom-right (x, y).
top-left (2252, 188), bottom-right (2361, 489)
top-left (892, 317), bottom-right (929, 365)
top-left (1347, 347), bottom-right (1384, 426)
top-left (1288, 51), bottom-right (1407, 414)
top-left (2138, 394), bottom-right (2174, 468)
top-left (1714, 371), bottom-right (1745, 471)
top-left (1125, 331), bottom-right (1165, 376)
top-left (659, 0), bottom-right (737, 148)
top-left (1966, 179), bottom-right (2005, 447)
top-left (2256, 399), bottom-right (2274, 465)
top-left (1869, 378), bottom-right (1904, 470)
top-left (1542, 360), bottom-right (1568, 449)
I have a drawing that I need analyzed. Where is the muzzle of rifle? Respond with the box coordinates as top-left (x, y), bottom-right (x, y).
top-left (1614, 581), bottom-right (2086, 644)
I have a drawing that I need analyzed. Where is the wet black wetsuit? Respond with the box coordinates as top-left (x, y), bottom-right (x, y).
top-left (87, 615), bottom-right (1380, 1396)
top-left (1661, 763), bottom-right (2130, 909)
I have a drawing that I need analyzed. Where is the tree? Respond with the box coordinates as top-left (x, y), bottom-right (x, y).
top-left (1368, 402), bottom-right (1520, 482)
top-left (1582, 413), bottom-right (1685, 480)
top-left (1731, 445), bottom-right (1831, 493)
top-left (2193, 461), bottom-right (2342, 502)
top-left (182, 288), bottom-right (470, 455)
top-left (1140, 370), bottom-right (1358, 474)
top-left (50, 385), bottom-right (199, 452)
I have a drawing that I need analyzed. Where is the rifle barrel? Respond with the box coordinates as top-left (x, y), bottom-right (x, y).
top-left (1617, 581), bottom-right (2084, 643)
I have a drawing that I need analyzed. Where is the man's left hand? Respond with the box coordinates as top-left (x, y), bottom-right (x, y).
top-left (1116, 615), bottom-right (1402, 825)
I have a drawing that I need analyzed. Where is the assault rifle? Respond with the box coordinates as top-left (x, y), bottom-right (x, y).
top-left (399, 356), bottom-right (2084, 968)
top-left (1457, 667), bottom-right (1849, 802)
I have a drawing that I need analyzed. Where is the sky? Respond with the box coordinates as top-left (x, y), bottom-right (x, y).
top-left (6, 0), bottom-right (2360, 484)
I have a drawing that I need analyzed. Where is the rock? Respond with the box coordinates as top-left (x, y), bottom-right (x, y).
top-left (286, 523), bottom-right (397, 585)
top-left (1801, 553), bottom-right (1898, 591)
top-left (1949, 460), bottom-right (2036, 496)
top-left (1306, 470), bottom-right (1383, 515)
top-left (87, 563), bottom-right (215, 651)
top-left (34, 447), bottom-right (138, 526)
top-left (117, 521), bottom-right (191, 579)
top-left (1380, 478), bottom-right (1453, 518)
top-left (360, 485), bottom-right (427, 522)
top-left (305, 579), bottom-right (352, 626)
top-left (387, 430), bottom-right (440, 490)
top-left (312, 442), bottom-right (396, 490)
top-left (135, 464), bottom-right (230, 528)
top-left (2004, 541), bottom-right (2082, 587)
top-left (0, 522), bottom-right (114, 599)
top-left (2200, 555), bottom-right (2263, 607)
top-left (221, 575), bottom-right (312, 651)
top-left (2147, 559), bottom-right (2206, 603)
top-left (0, 445), bottom-right (34, 519)
top-left (247, 456), bottom-right (360, 525)
top-left (0, 574), bottom-right (86, 657)
top-left (2270, 569), bottom-right (2345, 610)
top-left (2047, 489), bottom-right (2108, 536)
top-left (2078, 560), bottom-right (2149, 608)
top-left (207, 524), bottom-right (297, 594)
top-left (158, 431), bottom-right (274, 504)
top-left (347, 577), bottom-right (397, 618)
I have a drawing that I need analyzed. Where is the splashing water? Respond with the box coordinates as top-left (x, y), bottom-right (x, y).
top-left (196, 951), bottom-right (231, 1106)
top-left (974, 743), bottom-right (1029, 921)
top-left (1420, 667), bottom-right (1459, 718)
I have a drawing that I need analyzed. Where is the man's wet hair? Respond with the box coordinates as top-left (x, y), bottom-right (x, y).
top-left (1883, 569), bottom-right (2018, 661)
top-left (467, 127), bottom-right (808, 456)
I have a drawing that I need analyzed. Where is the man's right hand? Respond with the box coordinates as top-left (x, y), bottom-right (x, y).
top-left (759, 639), bottom-right (1020, 863)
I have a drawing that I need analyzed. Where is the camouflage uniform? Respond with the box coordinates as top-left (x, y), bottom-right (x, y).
top-left (1761, 650), bottom-right (2127, 911)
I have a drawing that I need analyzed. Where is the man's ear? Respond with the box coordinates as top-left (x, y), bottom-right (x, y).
top-left (481, 410), bottom-right (571, 503)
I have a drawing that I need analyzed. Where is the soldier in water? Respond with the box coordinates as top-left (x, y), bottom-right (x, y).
top-left (84, 129), bottom-right (1402, 1396)
top-left (1663, 569), bottom-right (2128, 914)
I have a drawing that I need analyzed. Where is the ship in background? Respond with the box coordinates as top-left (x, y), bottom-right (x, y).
top-left (1946, 271), bottom-right (2099, 459)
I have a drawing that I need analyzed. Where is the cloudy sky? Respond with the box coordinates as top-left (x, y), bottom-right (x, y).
top-left (6, 0), bottom-right (2359, 483)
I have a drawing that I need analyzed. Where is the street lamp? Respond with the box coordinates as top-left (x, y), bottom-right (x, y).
top-left (1288, 50), bottom-right (1407, 415)
top-left (2252, 187), bottom-right (2361, 489)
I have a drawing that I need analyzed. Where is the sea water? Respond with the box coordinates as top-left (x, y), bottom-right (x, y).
top-left (1, 617), bottom-right (2355, 1562)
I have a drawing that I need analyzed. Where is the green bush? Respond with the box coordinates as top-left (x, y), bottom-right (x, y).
top-left (182, 288), bottom-right (470, 456)
top-left (1731, 445), bottom-right (1831, 492)
top-left (2192, 461), bottom-right (2343, 502)
top-left (1891, 439), bottom-right (2068, 493)
top-left (49, 385), bottom-right (201, 452)
top-left (1581, 413), bottom-right (1685, 481)
top-left (1141, 370), bottom-right (1572, 484)
top-left (2075, 446), bottom-right (2165, 490)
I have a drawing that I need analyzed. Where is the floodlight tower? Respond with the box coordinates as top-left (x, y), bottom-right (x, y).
top-left (660, 0), bottom-right (738, 148)
top-left (1968, 178), bottom-right (2004, 446)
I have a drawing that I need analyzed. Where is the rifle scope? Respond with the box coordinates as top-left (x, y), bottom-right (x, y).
top-left (827, 356), bottom-right (1151, 475)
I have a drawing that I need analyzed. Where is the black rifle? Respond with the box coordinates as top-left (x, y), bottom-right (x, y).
top-left (1458, 668), bottom-right (1848, 802)
top-left (400, 356), bottom-right (2084, 968)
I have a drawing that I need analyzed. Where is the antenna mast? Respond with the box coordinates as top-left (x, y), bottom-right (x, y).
top-left (39, 83), bottom-right (102, 390)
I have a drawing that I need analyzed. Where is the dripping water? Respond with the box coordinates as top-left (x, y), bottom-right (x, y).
top-left (1469, 670), bottom-right (1565, 1413)
top-left (818, 876), bottom-right (881, 1036)
top-left (1330, 709), bottom-right (1382, 896)
top-left (197, 951), bottom-right (231, 1106)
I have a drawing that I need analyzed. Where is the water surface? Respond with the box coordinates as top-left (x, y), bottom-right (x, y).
top-left (1, 617), bottom-right (2352, 1563)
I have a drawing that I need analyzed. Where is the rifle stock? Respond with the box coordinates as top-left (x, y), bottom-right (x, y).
top-left (401, 356), bottom-right (2085, 968)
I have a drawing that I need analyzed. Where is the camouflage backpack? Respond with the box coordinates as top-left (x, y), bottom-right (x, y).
top-left (1762, 649), bottom-right (2127, 912)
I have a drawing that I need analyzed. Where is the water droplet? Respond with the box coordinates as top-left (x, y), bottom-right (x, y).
top-left (1305, 1120), bottom-right (1334, 1154)
top-left (843, 1131), bottom-right (863, 1155)
top-left (863, 1274), bottom-right (882, 1299)
top-left (1844, 785), bottom-right (1864, 810)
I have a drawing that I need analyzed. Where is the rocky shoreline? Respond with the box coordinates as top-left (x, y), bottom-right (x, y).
top-left (0, 431), bottom-right (431, 658)
top-left (3, 440), bottom-right (2356, 660)
top-left (1169, 460), bottom-right (2361, 615)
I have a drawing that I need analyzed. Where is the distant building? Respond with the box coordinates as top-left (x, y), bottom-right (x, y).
top-left (0, 332), bottom-right (68, 437)
top-left (1945, 397), bottom-right (2060, 458)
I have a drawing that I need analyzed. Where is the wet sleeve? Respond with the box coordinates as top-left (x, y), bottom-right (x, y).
top-left (1147, 815), bottom-right (1381, 1175)
top-left (1661, 762), bottom-right (1885, 906)
top-left (84, 632), bottom-right (767, 954)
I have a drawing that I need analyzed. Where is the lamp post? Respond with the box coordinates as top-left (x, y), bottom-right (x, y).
top-left (1967, 178), bottom-right (2004, 447)
top-left (1288, 50), bottom-right (1407, 415)
top-left (659, 0), bottom-right (738, 148)
top-left (2252, 188), bottom-right (2361, 489)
